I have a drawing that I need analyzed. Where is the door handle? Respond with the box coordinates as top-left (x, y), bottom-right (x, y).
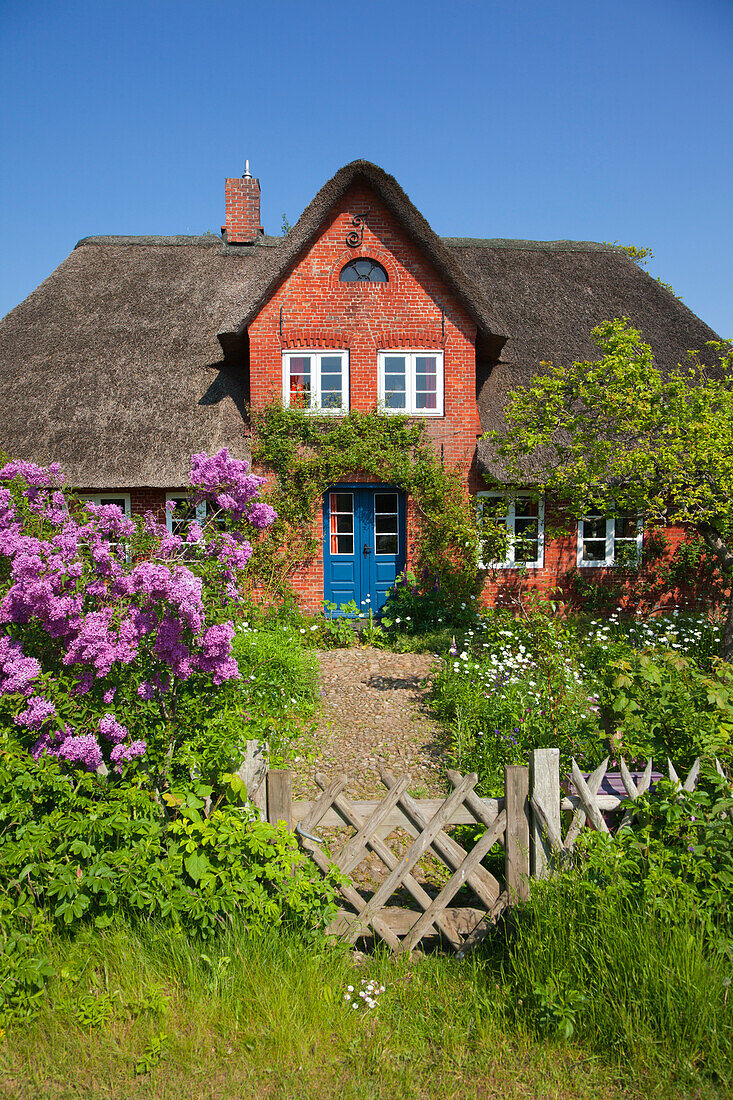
top-left (363, 543), bottom-right (372, 556)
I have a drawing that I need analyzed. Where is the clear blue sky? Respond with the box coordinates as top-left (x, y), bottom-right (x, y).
top-left (1, 0), bottom-right (731, 337)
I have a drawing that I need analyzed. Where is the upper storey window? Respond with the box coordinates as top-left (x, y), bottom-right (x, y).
top-left (339, 258), bottom-right (388, 283)
top-left (282, 350), bottom-right (349, 413)
top-left (378, 352), bottom-right (444, 416)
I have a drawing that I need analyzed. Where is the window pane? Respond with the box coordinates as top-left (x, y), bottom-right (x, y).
top-left (384, 357), bottom-right (406, 408)
top-left (583, 517), bottom-right (606, 540)
top-left (369, 265), bottom-right (387, 282)
top-left (333, 534), bottom-right (353, 554)
top-left (289, 357), bottom-right (311, 406)
top-left (515, 498), bottom-right (539, 519)
top-left (514, 517), bottom-right (538, 538)
top-left (340, 265), bottom-right (358, 282)
top-left (376, 533), bottom-right (398, 555)
top-left (99, 497), bottom-right (127, 509)
top-left (583, 540), bottom-right (607, 562)
top-left (515, 540), bottom-right (539, 563)
top-left (334, 514), bottom-right (353, 534)
top-left (375, 513), bottom-right (398, 534)
top-left (415, 356), bottom-right (437, 410)
top-left (479, 496), bottom-right (508, 522)
top-left (615, 515), bottom-right (637, 539)
top-left (331, 493), bottom-right (352, 513)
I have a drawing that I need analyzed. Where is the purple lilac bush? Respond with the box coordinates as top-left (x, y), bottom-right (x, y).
top-left (0, 449), bottom-right (275, 783)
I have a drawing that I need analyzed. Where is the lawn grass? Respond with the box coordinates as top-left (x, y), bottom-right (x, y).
top-left (0, 922), bottom-right (727, 1100)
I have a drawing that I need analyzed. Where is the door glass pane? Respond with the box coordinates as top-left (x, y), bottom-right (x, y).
top-left (289, 356), bottom-right (311, 408)
top-left (414, 356), bottom-right (437, 410)
top-left (375, 493), bottom-right (398, 555)
top-left (329, 493), bottom-right (354, 555)
top-left (384, 357), bottom-right (406, 410)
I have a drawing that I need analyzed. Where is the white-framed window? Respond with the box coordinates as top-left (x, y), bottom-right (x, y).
top-left (166, 494), bottom-right (207, 537)
top-left (282, 350), bottom-right (349, 413)
top-left (577, 512), bottom-right (643, 567)
top-left (378, 351), bottom-right (444, 416)
top-left (477, 492), bottom-right (545, 568)
top-left (80, 493), bottom-right (131, 517)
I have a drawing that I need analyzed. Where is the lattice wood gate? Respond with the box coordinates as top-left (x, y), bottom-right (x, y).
top-left (238, 742), bottom-right (725, 956)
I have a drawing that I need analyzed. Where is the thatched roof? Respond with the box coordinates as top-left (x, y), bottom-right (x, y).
top-left (0, 235), bottom-right (264, 488)
top-left (0, 163), bottom-right (723, 490)
top-left (457, 240), bottom-right (723, 482)
top-left (217, 160), bottom-right (509, 360)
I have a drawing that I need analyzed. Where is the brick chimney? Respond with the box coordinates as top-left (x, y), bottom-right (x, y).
top-left (222, 160), bottom-right (263, 244)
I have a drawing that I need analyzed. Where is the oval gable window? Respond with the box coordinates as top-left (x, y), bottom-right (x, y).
top-left (339, 258), bottom-right (388, 283)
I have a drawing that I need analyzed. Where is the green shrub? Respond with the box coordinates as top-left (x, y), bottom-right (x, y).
top-left (601, 649), bottom-right (733, 765)
top-left (0, 733), bottom-right (340, 1022)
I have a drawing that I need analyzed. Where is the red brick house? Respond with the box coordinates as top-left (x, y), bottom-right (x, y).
top-left (0, 160), bottom-right (722, 612)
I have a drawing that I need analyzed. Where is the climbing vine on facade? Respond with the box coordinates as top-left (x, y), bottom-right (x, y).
top-left (248, 405), bottom-right (482, 603)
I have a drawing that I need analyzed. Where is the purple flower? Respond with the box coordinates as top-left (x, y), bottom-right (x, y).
top-left (137, 681), bottom-right (155, 700)
top-left (56, 734), bottom-right (104, 771)
top-left (99, 713), bottom-right (128, 743)
top-left (110, 739), bottom-right (146, 766)
top-left (14, 695), bottom-right (56, 730)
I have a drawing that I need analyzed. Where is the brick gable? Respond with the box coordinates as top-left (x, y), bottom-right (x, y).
top-left (248, 183), bottom-right (481, 469)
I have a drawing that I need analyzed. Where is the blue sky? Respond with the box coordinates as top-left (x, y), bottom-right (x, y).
top-left (1, 0), bottom-right (731, 337)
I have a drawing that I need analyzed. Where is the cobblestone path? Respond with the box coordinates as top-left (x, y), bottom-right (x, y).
top-left (291, 647), bottom-right (448, 799)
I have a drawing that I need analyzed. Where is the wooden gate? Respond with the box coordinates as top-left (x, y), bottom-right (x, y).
top-left (239, 742), bottom-right (727, 956)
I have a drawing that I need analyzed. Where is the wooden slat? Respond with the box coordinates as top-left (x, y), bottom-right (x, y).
top-left (530, 748), bottom-right (561, 877)
top-left (529, 795), bottom-right (565, 857)
top-left (398, 809), bottom-right (507, 954)
top-left (457, 891), bottom-right (510, 955)
top-left (304, 842), bottom-right (401, 952)
top-left (570, 759), bottom-right (609, 834)
top-left (447, 769), bottom-right (505, 848)
top-left (379, 766), bottom-right (502, 908)
top-left (236, 739), bottom-right (268, 818)
top-left (299, 773), bottom-right (349, 833)
top-left (333, 773), bottom-right (412, 873)
top-left (345, 772), bottom-right (480, 943)
top-left (291, 798), bottom-right (502, 830)
top-left (267, 769), bottom-right (292, 829)
top-left (505, 766), bottom-right (530, 902)
top-left (327, 905), bottom-right (487, 938)
top-left (314, 776), bottom-right (463, 951)
top-left (563, 757), bottom-right (608, 849)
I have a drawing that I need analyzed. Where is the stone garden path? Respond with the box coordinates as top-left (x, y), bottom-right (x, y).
top-left (291, 647), bottom-right (448, 800)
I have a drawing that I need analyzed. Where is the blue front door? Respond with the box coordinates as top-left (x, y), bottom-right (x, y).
top-left (323, 486), bottom-right (406, 615)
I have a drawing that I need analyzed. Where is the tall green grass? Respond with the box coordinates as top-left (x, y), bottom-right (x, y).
top-left (0, 920), bottom-right (679, 1100)
top-left (1, 920), bottom-right (728, 1099)
top-left (496, 876), bottom-right (733, 1085)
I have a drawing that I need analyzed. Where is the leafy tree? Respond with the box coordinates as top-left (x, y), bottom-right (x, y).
top-left (488, 317), bottom-right (733, 655)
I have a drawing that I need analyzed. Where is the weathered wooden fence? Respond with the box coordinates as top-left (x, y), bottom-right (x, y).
top-left (238, 741), bottom-right (721, 956)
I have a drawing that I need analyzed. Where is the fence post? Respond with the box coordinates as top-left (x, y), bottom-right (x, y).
top-left (505, 765), bottom-right (530, 903)
top-left (267, 769), bottom-right (293, 830)
top-left (236, 739), bottom-right (268, 820)
top-left (529, 747), bottom-right (561, 879)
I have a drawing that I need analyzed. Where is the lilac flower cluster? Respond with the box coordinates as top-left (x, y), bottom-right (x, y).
top-left (0, 452), bottom-right (275, 773)
top-left (189, 449), bottom-right (277, 527)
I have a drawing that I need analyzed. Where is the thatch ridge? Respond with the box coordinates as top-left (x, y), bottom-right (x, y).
top-left (217, 160), bottom-right (509, 354)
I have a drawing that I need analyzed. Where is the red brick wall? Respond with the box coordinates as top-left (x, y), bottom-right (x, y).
top-left (223, 176), bottom-right (263, 244)
top-left (247, 182), bottom-right (480, 610)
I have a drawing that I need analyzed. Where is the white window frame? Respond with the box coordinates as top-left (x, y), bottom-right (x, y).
top-left (377, 351), bottom-right (444, 417)
top-left (576, 513), bottom-right (643, 567)
top-left (166, 494), bottom-right (207, 536)
top-left (477, 491), bottom-right (545, 568)
top-left (282, 350), bottom-right (349, 414)
top-left (80, 493), bottom-right (131, 518)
